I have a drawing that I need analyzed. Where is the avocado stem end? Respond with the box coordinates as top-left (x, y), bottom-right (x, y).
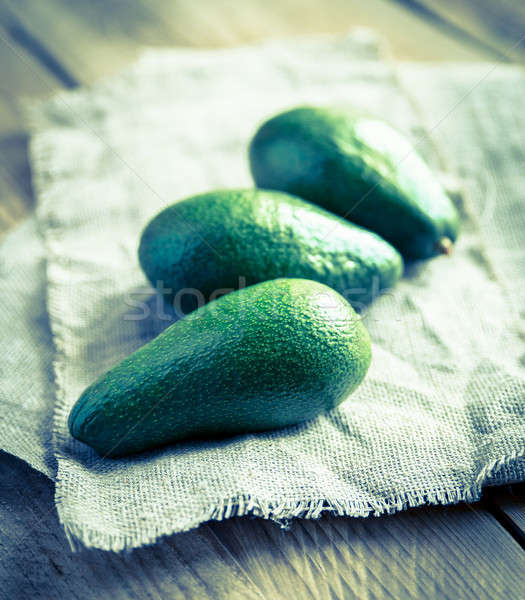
top-left (436, 237), bottom-right (453, 256)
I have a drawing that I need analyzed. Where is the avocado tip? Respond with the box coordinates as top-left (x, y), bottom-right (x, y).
top-left (436, 237), bottom-right (453, 256)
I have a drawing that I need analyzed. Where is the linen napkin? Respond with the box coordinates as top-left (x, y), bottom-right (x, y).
top-left (2, 31), bottom-right (523, 550)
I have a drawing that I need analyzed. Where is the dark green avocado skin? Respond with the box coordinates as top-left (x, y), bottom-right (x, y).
top-left (138, 188), bottom-right (402, 313)
top-left (68, 278), bottom-right (372, 457)
top-left (249, 106), bottom-right (460, 259)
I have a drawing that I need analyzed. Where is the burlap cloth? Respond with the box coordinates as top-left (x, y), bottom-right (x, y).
top-left (0, 32), bottom-right (523, 550)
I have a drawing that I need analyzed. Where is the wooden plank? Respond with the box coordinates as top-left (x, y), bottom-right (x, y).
top-left (500, 502), bottom-right (525, 545)
top-left (1, 452), bottom-right (523, 600)
top-left (0, 0), bottom-right (172, 84)
top-left (1, 0), bottom-right (491, 89)
top-left (0, 19), bottom-right (63, 136)
top-left (0, 17), bottom-right (65, 231)
top-left (0, 133), bottom-right (35, 233)
top-left (403, 1), bottom-right (525, 63)
top-left (485, 484), bottom-right (525, 547)
top-left (211, 505), bottom-right (525, 599)
top-left (0, 5), bottom-right (68, 230)
top-left (0, 453), bottom-right (263, 600)
top-left (147, 0), bottom-right (492, 60)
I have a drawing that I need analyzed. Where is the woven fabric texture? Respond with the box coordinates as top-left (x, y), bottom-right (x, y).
top-left (0, 33), bottom-right (523, 550)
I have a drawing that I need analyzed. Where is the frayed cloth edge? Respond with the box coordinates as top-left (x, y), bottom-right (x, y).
top-left (59, 443), bottom-right (525, 552)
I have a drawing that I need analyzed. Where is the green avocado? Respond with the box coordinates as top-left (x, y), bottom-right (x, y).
top-left (138, 188), bottom-right (402, 314)
top-left (249, 106), bottom-right (460, 259)
top-left (68, 278), bottom-right (371, 457)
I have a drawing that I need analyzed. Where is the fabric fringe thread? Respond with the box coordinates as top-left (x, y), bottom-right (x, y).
top-left (59, 443), bottom-right (525, 553)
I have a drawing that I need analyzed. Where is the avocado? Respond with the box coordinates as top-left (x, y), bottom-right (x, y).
top-left (138, 188), bottom-right (402, 314)
top-left (249, 106), bottom-right (460, 259)
top-left (68, 278), bottom-right (372, 457)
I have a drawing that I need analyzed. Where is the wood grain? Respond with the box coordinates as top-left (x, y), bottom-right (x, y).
top-left (486, 484), bottom-right (525, 547)
top-left (0, 9), bottom-right (65, 230)
top-left (407, 0), bottom-right (525, 62)
top-left (1, 0), bottom-right (490, 88)
top-left (0, 453), bottom-right (263, 600)
top-left (0, 133), bottom-right (35, 232)
top-left (1, 451), bottom-right (524, 600)
top-left (0, 18), bottom-right (61, 135)
top-left (209, 505), bottom-right (525, 599)
top-left (500, 501), bottom-right (525, 546)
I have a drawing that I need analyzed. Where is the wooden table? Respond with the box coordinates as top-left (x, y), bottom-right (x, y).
top-left (1, 2), bottom-right (524, 598)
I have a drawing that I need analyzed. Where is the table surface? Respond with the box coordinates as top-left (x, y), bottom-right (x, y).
top-left (0, 2), bottom-right (524, 598)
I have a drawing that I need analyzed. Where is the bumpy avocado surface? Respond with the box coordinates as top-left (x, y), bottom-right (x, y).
top-left (249, 106), bottom-right (460, 259)
top-left (138, 188), bottom-right (402, 313)
top-left (68, 278), bottom-right (372, 457)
